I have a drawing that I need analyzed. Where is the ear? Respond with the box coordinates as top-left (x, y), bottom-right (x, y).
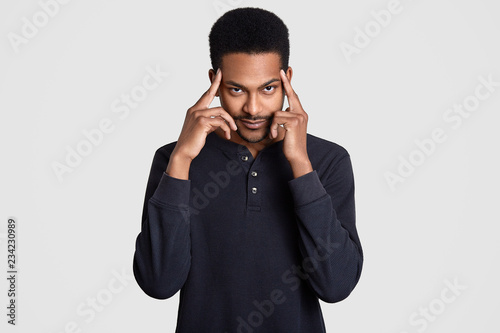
top-left (285, 66), bottom-right (293, 83)
top-left (208, 69), bottom-right (220, 97)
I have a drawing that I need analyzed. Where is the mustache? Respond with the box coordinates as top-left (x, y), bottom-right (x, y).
top-left (233, 115), bottom-right (273, 121)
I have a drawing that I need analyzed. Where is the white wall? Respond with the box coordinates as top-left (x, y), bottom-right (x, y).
top-left (1, 0), bottom-right (499, 332)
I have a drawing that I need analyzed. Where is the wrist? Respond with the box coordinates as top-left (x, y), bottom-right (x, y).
top-left (166, 151), bottom-right (192, 180)
top-left (289, 157), bottom-right (313, 179)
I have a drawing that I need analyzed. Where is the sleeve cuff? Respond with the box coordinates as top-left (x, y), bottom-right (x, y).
top-left (288, 170), bottom-right (327, 207)
top-left (151, 172), bottom-right (191, 207)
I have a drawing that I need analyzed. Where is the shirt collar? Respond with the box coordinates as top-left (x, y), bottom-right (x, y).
top-left (206, 131), bottom-right (284, 155)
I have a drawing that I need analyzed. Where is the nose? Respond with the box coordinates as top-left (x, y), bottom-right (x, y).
top-left (242, 92), bottom-right (262, 116)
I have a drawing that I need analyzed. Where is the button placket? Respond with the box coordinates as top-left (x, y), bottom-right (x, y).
top-left (237, 147), bottom-right (252, 174)
top-left (250, 170), bottom-right (258, 194)
top-left (247, 165), bottom-right (261, 211)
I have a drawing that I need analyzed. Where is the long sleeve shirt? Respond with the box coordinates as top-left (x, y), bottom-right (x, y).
top-left (133, 131), bottom-right (363, 333)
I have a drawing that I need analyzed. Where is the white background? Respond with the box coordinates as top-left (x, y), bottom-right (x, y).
top-left (1, 0), bottom-right (499, 332)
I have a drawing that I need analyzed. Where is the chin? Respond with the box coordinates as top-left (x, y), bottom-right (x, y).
top-left (236, 128), bottom-right (270, 143)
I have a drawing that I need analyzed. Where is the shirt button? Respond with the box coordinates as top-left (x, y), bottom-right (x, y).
top-left (241, 155), bottom-right (249, 161)
top-left (251, 171), bottom-right (258, 177)
top-left (251, 187), bottom-right (258, 194)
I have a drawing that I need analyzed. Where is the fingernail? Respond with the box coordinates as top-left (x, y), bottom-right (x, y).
top-left (217, 68), bottom-right (220, 74)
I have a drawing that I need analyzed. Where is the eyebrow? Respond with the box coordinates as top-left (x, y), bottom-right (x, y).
top-left (225, 78), bottom-right (280, 90)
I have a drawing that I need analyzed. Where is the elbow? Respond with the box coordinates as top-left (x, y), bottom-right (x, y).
top-left (138, 285), bottom-right (180, 300)
top-left (134, 275), bottom-right (180, 300)
top-left (133, 256), bottom-right (189, 300)
top-left (316, 257), bottom-right (363, 303)
top-left (316, 275), bottom-right (361, 303)
top-left (317, 285), bottom-right (355, 303)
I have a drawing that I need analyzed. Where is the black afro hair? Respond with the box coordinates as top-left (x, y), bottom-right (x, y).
top-left (209, 7), bottom-right (290, 71)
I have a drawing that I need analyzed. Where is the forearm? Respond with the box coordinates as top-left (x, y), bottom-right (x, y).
top-left (133, 173), bottom-right (192, 299)
top-left (165, 150), bottom-right (193, 180)
top-left (294, 193), bottom-right (362, 303)
top-left (289, 157), bottom-right (313, 179)
top-left (289, 169), bottom-right (363, 303)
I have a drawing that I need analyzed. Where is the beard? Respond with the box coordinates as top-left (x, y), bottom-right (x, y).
top-left (233, 115), bottom-right (273, 143)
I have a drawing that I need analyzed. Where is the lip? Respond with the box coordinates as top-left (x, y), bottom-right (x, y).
top-left (240, 119), bottom-right (268, 129)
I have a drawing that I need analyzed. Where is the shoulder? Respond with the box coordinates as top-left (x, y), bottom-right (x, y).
top-left (306, 133), bottom-right (349, 160)
top-left (153, 141), bottom-right (177, 161)
top-left (306, 133), bottom-right (352, 179)
top-left (146, 141), bottom-right (178, 175)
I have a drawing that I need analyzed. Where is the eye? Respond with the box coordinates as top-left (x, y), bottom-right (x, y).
top-left (231, 87), bottom-right (242, 93)
top-left (263, 86), bottom-right (276, 93)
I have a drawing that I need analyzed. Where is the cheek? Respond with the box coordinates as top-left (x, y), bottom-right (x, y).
top-left (219, 92), bottom-right (243, 114)
top-left (265, 92), bottom-right (285, 111)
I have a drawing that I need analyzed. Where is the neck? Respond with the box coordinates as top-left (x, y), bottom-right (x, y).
top-left (214, 128), bottom-right (284, 158)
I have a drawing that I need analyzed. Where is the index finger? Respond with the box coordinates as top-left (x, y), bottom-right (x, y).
top-left (196, 68), bottom-right (222, 109)
top-left (280, 69), bottom-right (301, 112)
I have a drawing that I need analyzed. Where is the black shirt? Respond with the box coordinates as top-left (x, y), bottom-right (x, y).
top-left (133, 131), bottom-right (363, 332)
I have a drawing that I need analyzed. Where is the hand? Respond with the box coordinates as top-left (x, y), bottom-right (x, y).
top-left (166, 69), bottom-right (237, 179)
top-left (269, 70), bottom-right (313, 178)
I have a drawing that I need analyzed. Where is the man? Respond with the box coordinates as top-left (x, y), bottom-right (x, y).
top-left (133, 7), bottom-right (363, 333)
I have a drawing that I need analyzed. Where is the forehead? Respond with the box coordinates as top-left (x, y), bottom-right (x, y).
top-left (221, 52), bottom-right (282, 84)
